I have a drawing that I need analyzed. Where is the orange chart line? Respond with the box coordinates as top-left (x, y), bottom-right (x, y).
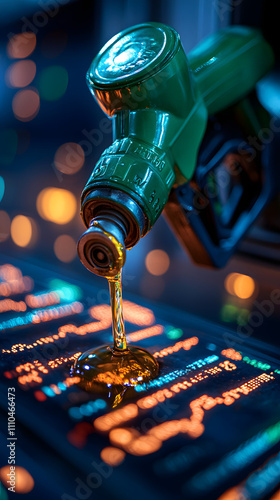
top-left (99, 372), bottom-right (275, 457)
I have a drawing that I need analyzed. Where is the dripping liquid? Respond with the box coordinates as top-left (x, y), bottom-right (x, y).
top-left (71, 269), bottom-right (159, 406)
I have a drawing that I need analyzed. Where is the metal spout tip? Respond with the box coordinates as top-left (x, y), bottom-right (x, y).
top-left (77, 214), bottom-right (127, 278)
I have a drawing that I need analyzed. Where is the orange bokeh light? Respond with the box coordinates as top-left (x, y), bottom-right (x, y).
top-left (54, 142), bottom-right (85, 175)
top-left (0, 299), bottom-right (26, 313)
top-left (54, 234), bottom-right (77, 262)
top-left (108, 427), bottom-right (162, 456)
top-left (6, 60), bottom-right (36, 88)
top-left (127, 324), bottom-right (163, 342)
top-left (100, 447), bottom-right (126, 467)
top-left (25, 291), bottom-right (60, 309)
top-left (0, 277), bottom-right (33, 297)
top-left (125, 435), bottom-right (162, 456)
top-left (94, 404), bottom-right (138, 432)
top-left (153, 336), bottom-right (199, 358)
top-left (224, 273), bottom-right (255, 299)
top-left (12, 89), bottom-right (40, 122)
top-left (0, 466), bottom-right (34, 494)
top-left (0, 264), bottom-right (22, 281)
top-left (224, 273), bottom-right (239, 295)
top-left (89, 300), bottom-right (155, 326)
top-left (145, 249), bottom-right (170, 276)
top-left (109, 428), bottom-right (139, 447)
top-left (11, 215), bottom-right (36, 247)
top-left (221, 348), bottom-right (242, 361)
top-left (122, 300), bottom-right (155, 326)
top-left (36, 187), bottom-right (77, 224)
top-left (7, 32), bottom-right (36, 59)
top-left (233, 274), bottom-right (255, 299)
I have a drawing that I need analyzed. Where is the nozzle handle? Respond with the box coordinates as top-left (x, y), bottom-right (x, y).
top-left (189, 26), bottom-right (274, 115)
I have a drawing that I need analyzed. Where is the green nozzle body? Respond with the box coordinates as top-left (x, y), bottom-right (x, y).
top-left (78, 22), bottom-right (274, 276)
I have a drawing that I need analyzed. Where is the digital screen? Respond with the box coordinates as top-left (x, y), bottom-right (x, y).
top-left (1, 1), bottom-right (280, 499)
top-left (0, 259), bottom-right (280, 499)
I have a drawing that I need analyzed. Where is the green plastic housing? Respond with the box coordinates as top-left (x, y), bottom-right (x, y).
top-left (82, 22), bottom-right (274, 239)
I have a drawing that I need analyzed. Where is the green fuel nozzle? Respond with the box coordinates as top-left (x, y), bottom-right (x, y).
top-left (78, 23), bottom-right (274, 277)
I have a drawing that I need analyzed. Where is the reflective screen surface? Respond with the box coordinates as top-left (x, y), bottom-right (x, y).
top-left (0, 258), bottom-right (280, 500)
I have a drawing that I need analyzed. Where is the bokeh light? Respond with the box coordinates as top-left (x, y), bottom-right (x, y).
top-left (165, 326), bottom-right (183, 339)
top-left (109, 428), bottom-right (140, 447)
top-left (7, 32), bottom-right (36, 59)
top-left (145, 249), bottom-right (170, 276)
top-left (0, 177), bottom-right (5, 202)
top-left (125, 435), bottom-right (162, 455)
top-left (100, 447), bottom-right (126, 467)
top-left (54, 235), bottom-right (77, 262)
top-left (6, 60), bottom-right (36, 88)
top-left (54, 143), bottom-right (85, 175)
top-left (225, 273), bottom-right (256, 299)
top-left (41, 30), bottom-right (68, 58)
top-left (11, 215), bottom-right (36, 247)
top-left (34, 390), bottom-right (47, 402)
top-left (233, 274), bottom-right (255, 299)
top-left (38, 65), bottom-right (68, 101)
top-left (12, 89), bottom-right (40, 122)
top-left (36, 187), bottom-right (77, 224)
top-left (224, 273), bottom-right (239, 295)
top-left (0, 465), bottom-right (34, 494)
top-left (0, 211), bottom-right (11, 242)
top-left (220, 303), bottom-right (250, 324)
